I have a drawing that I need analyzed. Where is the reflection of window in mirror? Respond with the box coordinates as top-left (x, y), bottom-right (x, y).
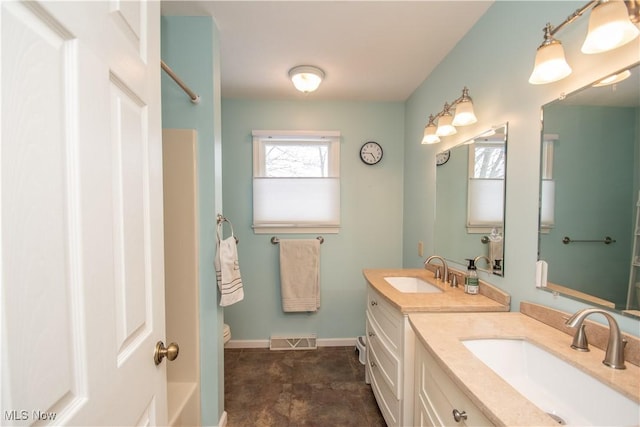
top-left (467, 136), bottom-right (506, 231)
top-left (472, 142), bottom-right (505, 179)
top-left (540, 134), bottom-right (558, 230)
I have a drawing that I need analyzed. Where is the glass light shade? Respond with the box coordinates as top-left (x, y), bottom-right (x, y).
top-left (289, 66), bottom-right (325, 93)
top-left (436, 114), bottom-right (457, 136)
top-left (422, 124), bottom-right (440, 144)
top-left (581, 1), bottom-right (640, 54)
top-left (451, 99), bottom-right (477, 126)
top-left (528, 41), bottom-right (572, 84)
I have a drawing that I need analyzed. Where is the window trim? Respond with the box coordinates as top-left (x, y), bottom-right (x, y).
top-left (251, 130), bottom-right (341, 234)
top-left (466, 140), bottom-right (506, 233)
top-left (252, 130), bottom-right (340, 177)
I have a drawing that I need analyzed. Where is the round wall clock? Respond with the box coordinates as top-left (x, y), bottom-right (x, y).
top-left (436, 150), bottom-right (450, 166)
top-left (360, 141), bottom-right (383, 165)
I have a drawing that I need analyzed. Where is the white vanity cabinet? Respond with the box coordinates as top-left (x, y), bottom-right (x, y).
top-left (414, 339), bottom-right (492, 427)
top-left (365, 286), bottom-right (416, 427)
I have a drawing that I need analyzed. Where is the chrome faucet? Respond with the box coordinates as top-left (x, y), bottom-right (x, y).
top-left (474, 255), bottom-right (493, 272)
top-left (565, 308), bottom-right (626, 369)
top-left (424, 255), bottom-right (449, 284)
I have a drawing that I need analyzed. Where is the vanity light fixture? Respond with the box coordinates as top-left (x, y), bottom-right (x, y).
top-left (421, 87), bottom-right (477, 144)
top-left (436, 105), bottom-right (457, 136)
top-left (289, 65), bottom-right (325, 93)
top-left (422, 115), bottom-right (440, 144)
top-left (582, 0), bottom-right (640, 53)
top-left (529, 24), bottom-right (573, 85)
top-left (529, 0), bottom-right (639, 85)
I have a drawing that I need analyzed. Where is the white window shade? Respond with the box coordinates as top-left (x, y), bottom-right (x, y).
top-left (253, 177), bottom-right (340, 230)
top-left (540, 179), bottom-right (555, 228)
top-left (468, 178), bottom-right (504, 227)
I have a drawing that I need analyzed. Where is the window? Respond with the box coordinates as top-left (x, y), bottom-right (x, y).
top-left (540, 134), bottom-right (558, 229)
top-left (252, 130), bottom-right (341, 233)
top-left (472, 143), bottom-right (505, 179)
top-left (467, 135), bottom-right (507, 230)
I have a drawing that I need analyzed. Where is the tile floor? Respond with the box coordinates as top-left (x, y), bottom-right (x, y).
top-left (224, 346), bottom-right (386, 426)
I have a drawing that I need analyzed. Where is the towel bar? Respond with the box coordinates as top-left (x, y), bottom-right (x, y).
top-left (271, 236), bottom-right (324, 245)
top-left (562, 236), bottom-right (615, 245)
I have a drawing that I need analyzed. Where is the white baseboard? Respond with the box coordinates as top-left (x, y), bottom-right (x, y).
top-left (225, 337), bottom-right (358, 349)
top-left (318, 337), bottom-right (357, 347)
top-left (225, 339), bottom-right (268, 349)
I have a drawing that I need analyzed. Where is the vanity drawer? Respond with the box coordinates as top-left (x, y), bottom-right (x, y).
top-left (416, 342), bottom-right (492, 427)
top-left (367, 343), bottom-right (401, 427)
top-left (367, 288), bottom-right (403, 354)
top-left (367, 313), bottom-right (401, 398)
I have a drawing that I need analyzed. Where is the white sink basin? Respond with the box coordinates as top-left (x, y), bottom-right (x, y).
top-left (383, 276), bottom-right (442, 293)
top-left (463, 338), bottom-right (640, 426)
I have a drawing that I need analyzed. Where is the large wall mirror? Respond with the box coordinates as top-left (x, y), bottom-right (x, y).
top-left (539, 63), bottom-right (640, 318)
top-left (435, 123), bottom-right (508, 276)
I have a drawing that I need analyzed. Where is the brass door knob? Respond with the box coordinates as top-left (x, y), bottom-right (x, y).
top-left (154, 341), bottom-right (179, 365)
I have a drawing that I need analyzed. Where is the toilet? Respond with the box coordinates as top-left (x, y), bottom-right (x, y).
top-left (223, 323), bottom-right (231, 345)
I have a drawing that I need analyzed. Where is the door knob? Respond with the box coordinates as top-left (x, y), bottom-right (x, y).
top-left (154, 341), bottom-right (179, 365)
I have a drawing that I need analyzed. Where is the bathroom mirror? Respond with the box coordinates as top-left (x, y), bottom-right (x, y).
top-left (539, 63), bottom-right (640, 318)
top-left (434, 124), bottom-right (508, 276)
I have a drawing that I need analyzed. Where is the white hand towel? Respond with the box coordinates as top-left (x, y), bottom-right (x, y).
top-left (279, 239), bottom-right (320, 312)
top-left (215, 220), bottom-right (244, 307)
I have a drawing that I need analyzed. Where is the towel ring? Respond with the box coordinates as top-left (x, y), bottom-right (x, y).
top-left (216, 214), bottom-right (239, 244)
top-left (271, 236), bottom-right (324, 245)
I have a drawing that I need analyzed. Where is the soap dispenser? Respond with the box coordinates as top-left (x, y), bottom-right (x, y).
top-left (465, 258), bottom-right (479, 295)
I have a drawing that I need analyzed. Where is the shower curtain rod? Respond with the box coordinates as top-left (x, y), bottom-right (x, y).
top-left (161, 60), bottom-right (200, 104)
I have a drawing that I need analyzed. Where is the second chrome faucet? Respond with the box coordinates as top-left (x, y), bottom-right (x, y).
top-left (565, 308), bottom-right (626, 369)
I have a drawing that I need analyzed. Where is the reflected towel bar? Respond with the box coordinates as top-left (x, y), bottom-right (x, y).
top-left (271, 236), bottom-right (324, 245)
top-left (562, 236), bottom-right (615, 245)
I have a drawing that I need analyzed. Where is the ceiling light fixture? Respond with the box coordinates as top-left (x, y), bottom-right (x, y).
top-left (529, 0), bottom-right (639, 85)
top-left (421, 87), bottom-right (477, 144)
top-left (592, 68), bottom-right (632, 86)
top-left (288, 65), bottom-right (325, 93)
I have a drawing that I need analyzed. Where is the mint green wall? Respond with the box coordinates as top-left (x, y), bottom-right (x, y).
top-left (403, 1), bottom-right (640, 335)
top-left (540, 105), bottom-right (636, 307)
top-left (221, 100), bottom-right (404, 340)
top-left (161, 16), bottom-right (224, 425)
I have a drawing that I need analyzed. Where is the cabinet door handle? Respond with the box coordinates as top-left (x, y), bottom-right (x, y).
top-left (370, 300), bottom-right (378, 306)
top-left (452, 409), bottom-right (467, 422)
top-left (369, 361), bottom-right (376, 368)
top-left (368, 332), bottom-right (376, 337)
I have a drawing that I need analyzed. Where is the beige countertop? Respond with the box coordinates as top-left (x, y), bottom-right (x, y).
top-left (363, 268), bottom-right (510, 313)
top-left (408, 312), bottom-right (640, 426)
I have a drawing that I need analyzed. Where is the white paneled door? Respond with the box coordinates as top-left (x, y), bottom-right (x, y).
top-left (1, 1), bottom-right (168, 425)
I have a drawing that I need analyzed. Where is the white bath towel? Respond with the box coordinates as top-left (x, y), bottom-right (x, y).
top-left (279, 239), bottom-right (320, 312)
top-left (215, 219), bottom-right (244, 307)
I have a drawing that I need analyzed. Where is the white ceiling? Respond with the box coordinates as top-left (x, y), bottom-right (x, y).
top-left (160, 1), bottom-right (493, 101)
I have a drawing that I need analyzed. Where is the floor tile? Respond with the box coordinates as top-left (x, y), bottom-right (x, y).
top-left (224, 346), bottom-right (385, 426)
